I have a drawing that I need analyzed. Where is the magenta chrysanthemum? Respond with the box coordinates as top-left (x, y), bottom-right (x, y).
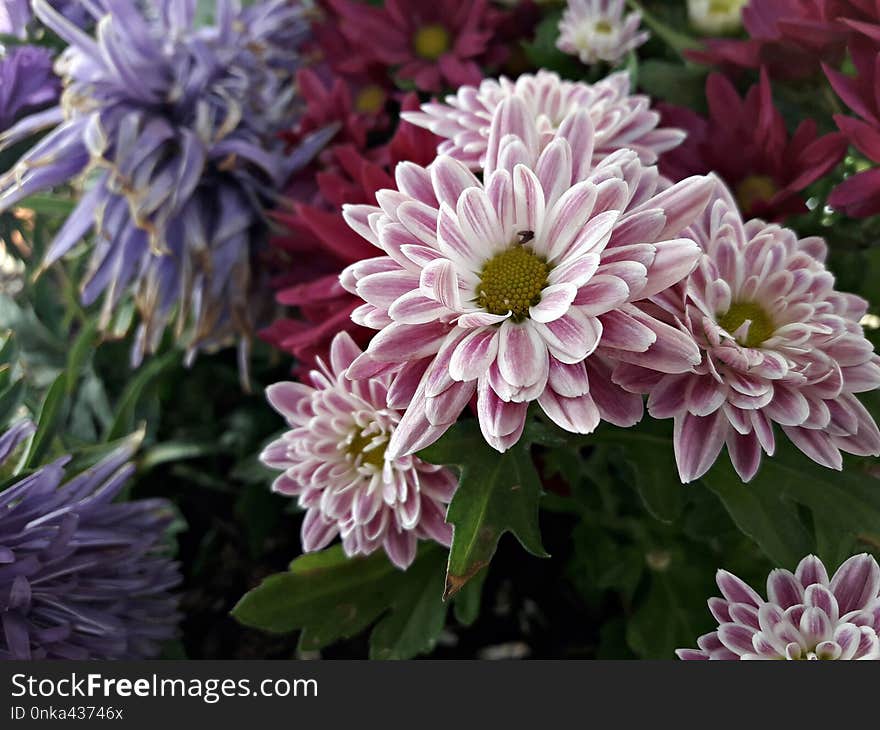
top-left (402, 70), bottom-right (685, 171)
top-left (678, 553), bottom-right (880, 660)
top-left (259, 332), bottom-right (456, 570)
top-left (341, 97), bottom-right (714, 457)
top-left (615, 183), bottom-right (880, 483)
top-left (556, 0), bottom-right (649, 65)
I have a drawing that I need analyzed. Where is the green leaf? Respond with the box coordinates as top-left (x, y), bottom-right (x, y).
top-left (703, 459), bottom-right (814, 568)
top-left (522, 10), bottom-right (587, 80)
top-left (419, 419), bottom-right (548, 599)
top-left (17, 194), bottom-right (77, 217)
top-left (232, 544), bottom-right (449, 659)
top-left (452, 565), bottom-right (488, 627)
top-left (23, 373), bottom-right (66, 469)
top-left (0, 379), bottom-right (25, 429)
top-left (589, 424), bottom-right (684, 523)
top-left (626, 571), bottom-right (706, 659)
top-left (637, 60), bottom-right (708, 112)
top-left (65, 318), bottom-right (99, 394)
top-left (369, 548), bottom-right (448, 659)
top-left (104, 351), bottom-right (176, 441)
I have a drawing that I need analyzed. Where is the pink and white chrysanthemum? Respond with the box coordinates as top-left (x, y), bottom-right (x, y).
top-left (340, 97), bottom-right (714, 457)
top-left (678, 553), bottom-right (880, 660)
top-left (401, 70), bottom-right (684, 171)
top-left (259, 332), bottom-right (456, 569)
top-left (556, 0), bottom-right (649, 66)
top-left (615, 184), bottom-right (880, 483)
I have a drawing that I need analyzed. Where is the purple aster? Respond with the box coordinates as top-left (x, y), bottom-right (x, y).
top-left (0, 0), bottom-right (331, 369)
top-left (0, 422), bottom-right (182, 660)
top-left (0, 45), bottom-right (59, 132)
top-left (679, 553), bottom-right (880, 660)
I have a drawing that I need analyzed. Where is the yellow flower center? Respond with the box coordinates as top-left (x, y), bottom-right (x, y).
top-left (594, 20), bottom-right (614, 34)
top-left (709, 0), bottom-right (743, 13)
top-left (735, 175), bottom-right (777, 215)
top-left (345, 428), bottom-right (388, 470)
top-left (477, 244), bottom-right (550, 321)
top-left (717, 301), bottom-right (775, 348)
top-left (413, 24), bottom-right (450, 60)
top-left (355, 85), bottom-right (386, 114)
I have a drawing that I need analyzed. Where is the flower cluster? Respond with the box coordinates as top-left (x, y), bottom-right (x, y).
top-left (0, 0), bottom-right (329, 368)
top-left (0, 422), bottom-right (181, 660)
top-left (679, 553), bottom-right (880, 660)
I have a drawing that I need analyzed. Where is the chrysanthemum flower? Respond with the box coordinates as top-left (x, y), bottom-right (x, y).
top-left (402, 70), bottom-right (685, 172)
top-left (0, 45), bottom-right (59, 133)
top-left (556, 0), bottom-right (649, 66)
top-left (341, 98), bottom-right (714, 456)
top-left (260, 332), bottom-right (456, 569)
top-left (614, 184), bottom-right (880, 483)
top-left (324, 0), bottom-right (499, 92)
top-left (687, 0), bottom-right (747, 34)
top-left (658, 70), bottom-right (847, 221)
top-left (678, 553), bottom-right (880, 660)
top-left (0, 0), bottom-right (330, 368)
top-left (0, 422), bottom-right (182, 660)
top-left (825, 37), bottom-right (880, 218)
top-left (686, 0), bottom-right (849, 80)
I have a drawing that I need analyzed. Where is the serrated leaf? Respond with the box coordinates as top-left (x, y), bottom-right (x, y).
top-left (703, 459), bottom-right (814, 567)
top-left (369, 547), bottom-right (447, 659)
top-left (452, 564), bottom-right (488, 627)
top-left (590, 424), bottom-right (684, 523)
top-left (233, 543), bottom-right (449, 659)
top-left (419, 419), bottom-right (548, 600)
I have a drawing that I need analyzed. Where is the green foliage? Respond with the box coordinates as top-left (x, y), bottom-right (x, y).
top-left (419, 419), bottom-right (548, 599)
top-left (232, 543), bottom-right (479, 659)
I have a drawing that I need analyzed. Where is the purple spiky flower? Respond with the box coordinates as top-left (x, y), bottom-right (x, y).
top-left (0, 0), bottom-right (330, 370)
top-left (0, 422), bottom-right (182, 660)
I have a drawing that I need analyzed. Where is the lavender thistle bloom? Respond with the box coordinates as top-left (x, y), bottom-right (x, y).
top-left (0, 45), bottom-right (59, 132)
top-left (0, 0), bottom-right (330, 369)
top-left (0, 422), bottom-right (182, 660)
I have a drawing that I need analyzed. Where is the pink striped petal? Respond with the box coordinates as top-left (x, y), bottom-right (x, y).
top-left (498, 321), bottom-right (549, 389)
top-left (674, 410), bottom-right (729, 482)
top-left (529, 282), bottom-right (576, 323)
top-left (449, 327), bottom-right (500, 382)
top-left (533, 309), bottom-right (602, 363)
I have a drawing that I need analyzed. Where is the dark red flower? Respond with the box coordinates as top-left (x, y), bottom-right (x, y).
top-left (686, 0), bottom-right (851, 80)
top-left (659, 70), bottom-right (848, 220)
top-left (323, 0), bottom-right (501, 92)
top-left (825, 37), bottom-right (880, 216)
top-left (262, 95), bottom-right (441, 368)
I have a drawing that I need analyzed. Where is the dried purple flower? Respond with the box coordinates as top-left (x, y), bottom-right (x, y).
top-left (0, 0), bottom-right (330, 369)
top-left (0, 422), bottom-right (182, 660)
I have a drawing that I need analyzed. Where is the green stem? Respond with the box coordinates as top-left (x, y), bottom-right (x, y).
top-left (627, 0), bottom-right (699, 55)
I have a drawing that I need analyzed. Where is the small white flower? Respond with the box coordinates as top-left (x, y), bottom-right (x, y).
top-left (687, 0), bottom-right (747, 35)
top-left (556, 0), bottom-right (649, 65)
